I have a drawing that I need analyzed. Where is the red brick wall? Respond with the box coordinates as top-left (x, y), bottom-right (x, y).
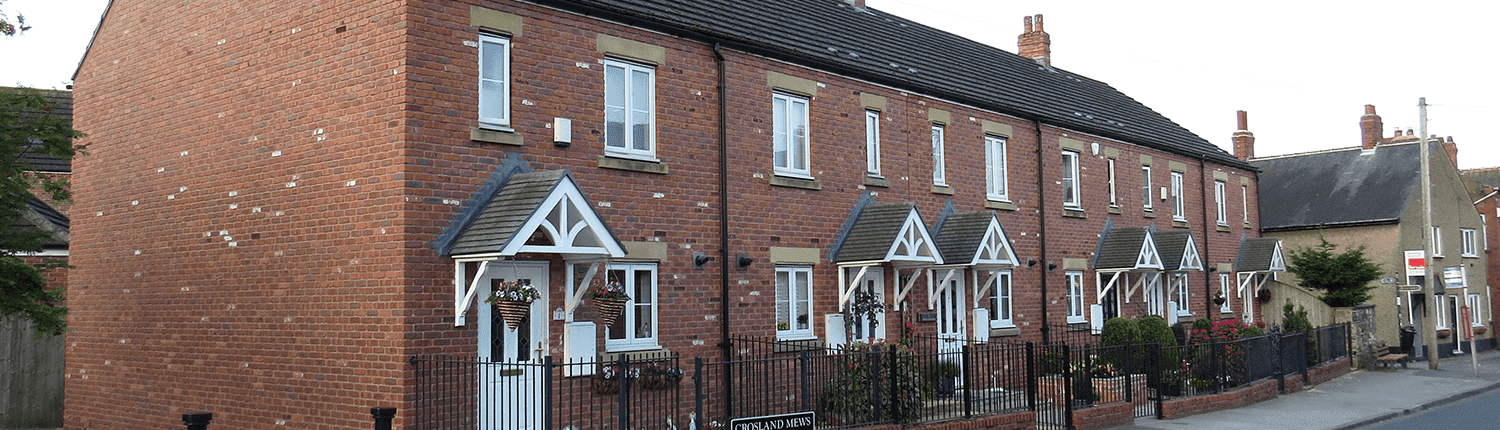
top-left (68, 0), bottom-right (1264, 428)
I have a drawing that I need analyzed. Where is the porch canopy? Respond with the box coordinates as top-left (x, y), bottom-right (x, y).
top-left (1233, 236), bottom-right (1287, 322)
top-left (435, 169), bottom-right (626, 326)
top-left (932, 211), bottom-right (1020, 311)
top-left (830, 201), bottom-right (943, 312)
top-left (1092, 223), bottom-right (1163, 310)
top-left (1154, 230), bottom-right (1204, 313)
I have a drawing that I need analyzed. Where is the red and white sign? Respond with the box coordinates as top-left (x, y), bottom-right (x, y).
top-left (1405, 250), bottom-right (1425, 276)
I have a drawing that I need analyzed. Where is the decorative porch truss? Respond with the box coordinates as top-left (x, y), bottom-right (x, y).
top-left (930, 211), bottom-right (1020, 310)
top-left (831, 202), bottom-right (944, 311)
top-left (440, 170), bottom-right (626, 326)
top-left (1233, 237), bottom-right (1287, 323)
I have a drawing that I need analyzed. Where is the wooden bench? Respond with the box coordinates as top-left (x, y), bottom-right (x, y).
top-left (1372, 342), bottom-right (1408, 368)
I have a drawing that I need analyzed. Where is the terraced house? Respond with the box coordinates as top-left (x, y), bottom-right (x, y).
top-left (68, 0), bottom-right (1271, 428)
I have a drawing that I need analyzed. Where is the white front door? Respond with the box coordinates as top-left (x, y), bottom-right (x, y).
top-left (477, 262), bottom-right (550, 430)
top-left (846, 267), bottom-right (887, 343)
top-left (935, 269), bottom-right (966, 383)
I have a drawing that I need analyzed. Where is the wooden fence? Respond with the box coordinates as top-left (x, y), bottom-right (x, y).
top-left (0, 317), bottom-right (64, 428)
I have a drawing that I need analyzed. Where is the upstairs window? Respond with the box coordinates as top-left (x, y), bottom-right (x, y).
top-left (1062, 151), bottom-right (1081, 208)
top-left (1215, 180), bottom-right (1228, 226)
top-left (772, 93), bottom-right (811, 177)
top-left (866, 110), bottom-right (881, 176)
top-left (1432, 226), bottom-right (1444, 257)
top-left (1242, 184), bottom-right (1250, 225)
top-left (478, 34), bottom-right (512, 128)
top-left (1142, 165), bottom-right (1153, 211)
top-left (1107, 158), bottom-right (1118, 207)
top-left (1171, 171), bottom-right (1185, 221)
top-left (604, 59), bottom-right (656, 159)
top-left (1462, 228), bottom-right (1478, 257)
top-left (932, 124), bottom-right (946, 186)
top-left (985, 135), bottom-right (1009, 201)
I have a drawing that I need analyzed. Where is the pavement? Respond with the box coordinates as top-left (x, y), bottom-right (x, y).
top-left (1119, 348), bottom-right (1500, 430)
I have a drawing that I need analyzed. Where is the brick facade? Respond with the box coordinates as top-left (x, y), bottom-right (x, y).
top-left (69, 1), bottom-right (1262, 428)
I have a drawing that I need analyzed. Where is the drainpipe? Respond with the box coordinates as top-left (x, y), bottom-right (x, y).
top-left (1198, 154), bottom-right (1213, 321)
top-left (1035, 120), bottom-right (1051, 345)
top-left (713, 43), bottom-right (734, 415)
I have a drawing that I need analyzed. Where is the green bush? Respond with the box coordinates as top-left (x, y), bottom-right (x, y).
top-left (818, 342), bottom-right (929, 425)
top-left (1137, 315), bottom-right (1179, 366)
top-left (1192, 318), bottom-right (1212, 331)
top-left (1100, 317), bottom-right (1139, 346)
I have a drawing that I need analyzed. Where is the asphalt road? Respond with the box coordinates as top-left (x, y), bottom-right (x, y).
top-left (1358, 385), bottom-right (1500, 430)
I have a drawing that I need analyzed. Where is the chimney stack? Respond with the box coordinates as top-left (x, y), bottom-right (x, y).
top-left (1359, 104), bottom-right (1382, 149)
top-left (1018, 14), bottom-right (1051, 67)
top-left (1443, 136), bottom-right (1458, 167)
top-left (842, 0), bottom-right (866, 8)
top-left (1232, 110), bottom-right (1255, 161)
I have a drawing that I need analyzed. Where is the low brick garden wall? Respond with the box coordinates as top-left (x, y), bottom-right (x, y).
top-left (1161, 357), bottom-right (1353, 420)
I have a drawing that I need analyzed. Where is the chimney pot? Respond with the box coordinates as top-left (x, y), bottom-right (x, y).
top-left (1364, 104), bottom-right (1377, 115)
top-left (1024, 16), bottom-right (1033, 33)
top-left (1034, 14), bottom-right (1044, 32)
top-left (1236, 110), bottom-right (1248, 131)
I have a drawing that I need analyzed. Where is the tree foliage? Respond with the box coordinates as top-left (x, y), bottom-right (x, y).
top-left (1285, 236), bottom-right (1382, 308)
top-left (0, 1), bottom-right (29, 36)
top-left (1, 87), bottom-right (85, 335)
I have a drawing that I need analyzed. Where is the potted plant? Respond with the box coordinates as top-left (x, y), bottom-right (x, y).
top-left (485, 280), bottom-right (540, 330)
top-left (591, 279), bottom-right (631, 326)
top-left (929, 361), bottom-right (961, 398)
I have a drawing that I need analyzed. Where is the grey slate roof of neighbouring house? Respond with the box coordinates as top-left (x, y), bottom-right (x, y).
top-left (1234, 237), bottom-right (1282, 273)
top-left (539, 0), bottom-right (1251, 170)
top-left (1093, 225), bottom-right (1153, 270)
top-left (1251, 143), bottom-right (1424, 231)
top-left (832, 202), bottom-right (921, 263)
top-left (12, 197), bottom-right (69, 248)
top-left (4, 87), bottom-right (73, 173)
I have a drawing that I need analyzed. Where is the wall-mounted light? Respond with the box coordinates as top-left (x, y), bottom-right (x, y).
top-left (1208, 266), bottom-right (1218, 273)
top-left (737, 254), bottom-right (754, 269)
top-left (693, 252), bottom-right (714, 269)
top-left (1027, 258), bottom-right (1038, 268)
top-left (1046, 261), bottom-right (1057, 272)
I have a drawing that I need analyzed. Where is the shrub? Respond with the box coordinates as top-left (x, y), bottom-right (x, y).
top-left (1100, 317), bottom-right (1139, 346)
top-left (1137, 315), bottom-right (1179, 365)
top-left (818, 342), bottom-right (929, 425)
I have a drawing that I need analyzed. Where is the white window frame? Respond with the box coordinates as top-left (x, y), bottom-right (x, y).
top-left (1432, 226), bottom-right (1444, 257)
top-left (477, 34), bottom-right (512, 129)
top-left (1461, 228), bottom-right (1478, 257)
top-left (603, 59), bottom-right (657, 159)
top-left (1062, 151), bottom-right (1081, 208)
top-left (604, 263), bottom-right (659, 351)
top-left (1215, 180), bottom-right (1228, 226)
top-left (989, 270), bottom-right (1014, 328)
top-left (1142, 165), bottom-right (1153, 211)
top-left (776, 266), bottom-right (815, 340)
top-left (1066, 271), bottom-right (1086, 323)
top-left (772, 93), bottom-right (811, 177)
top-left (985, 135), bottom-right (1009, 201)
top-left (1171, 171), bottom-right (1186, 221)
top-left (1174, 273), bottom-right (1191, 316)
top-left (1242, 185), bottom-right (1250, 225)
top-left (866, 110), bottom-right (881, 176)
top-left (1107, 158), bottom-right (1118, 207)
top-left (932, 124), bottom-right (946, 186)
top-left (1436, 294), bottom-right (1449, 329)
top-left (1219, 272), bottom-right (1233, 313)
top-left (1469, 294), bottom-right (1484, 327)
top-left (1145, 275), bottom-right (1163, 316)
top-left (1483, 215), bottom-right (1490, 251)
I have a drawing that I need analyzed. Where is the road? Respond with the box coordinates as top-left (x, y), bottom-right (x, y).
top-left (1359, 385), bottom-right (1500, 430)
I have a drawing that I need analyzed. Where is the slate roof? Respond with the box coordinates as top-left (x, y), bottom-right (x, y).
top-left (933, 211), bottom-right (1010, 266)
top-left (12, 197), bottom-right (69, 248)
top-left (3, 87), bottom-right (73, 173)
top-left (539, 0), bottom-right (1250, 170)
top-left (444, 169), bottom-right (623, 258)
top-left (1153, 230), bottom-right (1199, 271)
top-left (1234, 237), bottom-right (1282, 272)
top-left (1461, 168), bottom-right (1500, 198)
top-left (1093, 225), bottom-right (1153, 270)
top-left (1252, 143), bottom-right (1424, 231)
top-left (831, 202), bottom-right (921, 263)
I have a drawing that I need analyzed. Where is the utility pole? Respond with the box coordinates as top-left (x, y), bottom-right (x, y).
top-left (1419, 97), bottom-right (1439, 370)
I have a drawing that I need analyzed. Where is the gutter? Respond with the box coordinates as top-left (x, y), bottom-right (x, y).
top-left (1474, 190), bottom-right (1499, 206)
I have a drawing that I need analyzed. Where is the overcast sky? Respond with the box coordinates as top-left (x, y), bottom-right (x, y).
top-left (4, 0), bottom-right (1496, 169)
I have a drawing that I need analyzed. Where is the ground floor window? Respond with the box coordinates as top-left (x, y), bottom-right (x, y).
top-left (606, 263), bottom-right (658, 351)
top-left (1066, 271), bottom-right (1085, 323)
top-left (988, 270), bottom-right (1013, 328)
top-left (776, 266), bottom-right (814, 339)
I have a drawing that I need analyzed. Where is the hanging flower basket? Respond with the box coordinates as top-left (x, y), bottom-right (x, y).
top-left (1257, 288), bottom-right (1273, 303)
top-left (591, 279), bottom-right (631, 326)
top-left (484, 281), bottom-right (541, 331)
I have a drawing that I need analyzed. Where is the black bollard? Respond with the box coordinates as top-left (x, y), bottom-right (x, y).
top-left (183, 412), bottom-right (212, 430)
top-left (371, 407), bottom-right (397, 430)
